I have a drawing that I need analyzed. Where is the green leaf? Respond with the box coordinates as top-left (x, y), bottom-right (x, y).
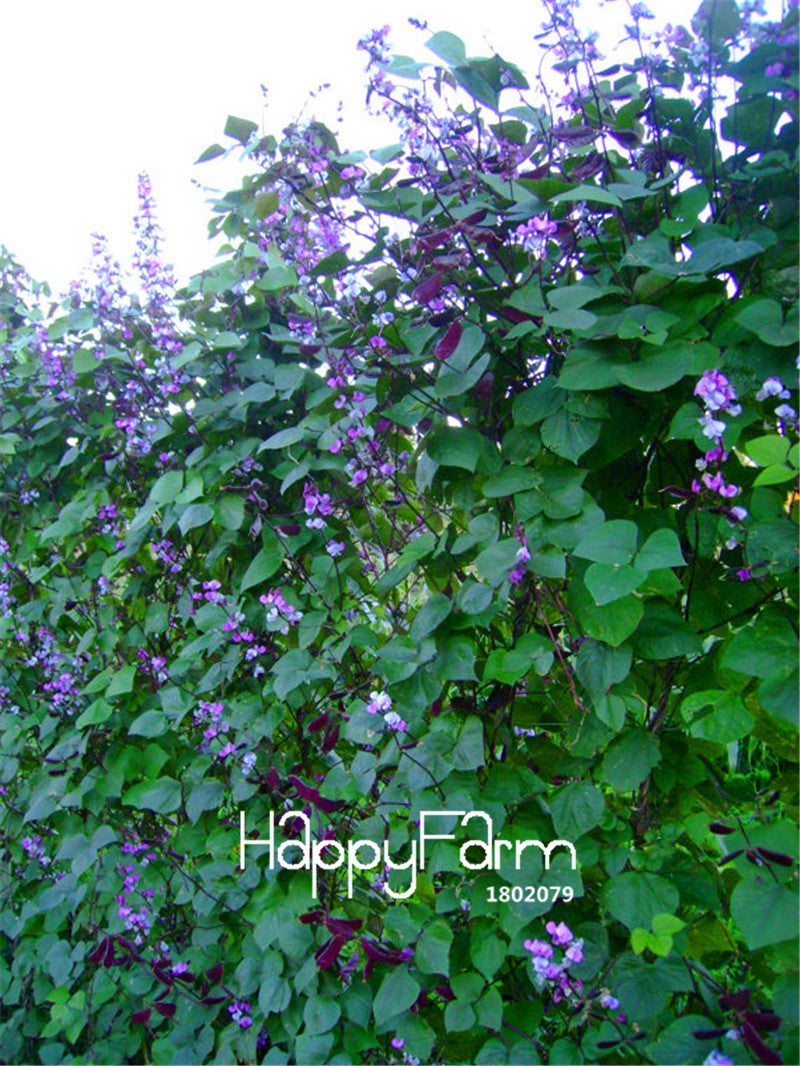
top-left (186, 780), bottom-right (224, 823)
top-left (574, 520), bottom-right (638, 565)
top-left (604, 872), bottom-right (679, 930)
top-left (224, 114), bottom-right (258, 143)
top-left (737, 298), bottom-right (797, 346)
top-left (426, 31), bottom-right (466, 67)
top-left (722, 611), bottom-right (796, 679)
top-left (105, 666), bottom-right (136, 697)
top-left (411, 595), bottom-right (452, 641)
top-left (178, 503), bottom-right (214, 534)
top-left (585, 562), bottom-right (647, 605)
top-left (258, 425), bottom-right (307, 450)
top-left (613, 345), bottom-right (693, 392)
top-left (128, 710), bottom-right (168, 738)
top-left (680, 690), bottom-right (754, 743)
top-left (196, 143), bottom-right (226, 163)
top-left (377, 533), bottom-right (437, 592)
top-left (646, 1015), bottom-right (717, 1066)
top-left (240, 532), bottom-right (284, 592)
top-left (632, 602), bottom-right (701, 659)
top-left (635, 529), bottom-right (685, 571)
top-left (731, 880), bottom-right (799, 949)
top-left (452, 716), bottom-right (485, 771)
top-left (482, 466), bottom-right (539, 498)
top-left (75, 698), bottom-right (112, 729)
top-left (215, 494), bottom-right (245, 531)
top-left (471, 932), bottom-right (506, 979)
top-left (484, 633), bottom-right (553, 683)
top-left (373, 970), bottom-right (420, 1026)
top-left (474, 539), bottom-right (521, 586)
top-left (148, 469), bottom-right (184, 504)
top-left (513, 378), bottom-right (566, 426)
top-left (569, 582), bottom-right (643, 647)
top-left (303, 997), bottom-right (341, 1035)
top-left (541, 408), bottom-right (601, 463)
top-left (0, 432), bottom-right (21, 455)
top-left (416, 921), bottom-right (453, 976)
top-left (550, 184), bottom-right (623, 207)
top-left (574, 640), bottom-right (632, 703)
top-left (122, 777), bottom-right (182, 814)
top-left (445, 999), bottom-right (476, 1032)
top-left (550, 782), bottom-right (605, 839)
top-left (601, 730), bottom-right (661, 791)
top-left (427, 426), bottom-right (499, 473)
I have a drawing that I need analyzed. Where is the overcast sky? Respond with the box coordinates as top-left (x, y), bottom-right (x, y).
top-left (0, 0), bottom-right (784, 294)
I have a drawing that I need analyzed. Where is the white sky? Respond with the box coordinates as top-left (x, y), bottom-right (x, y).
top-left (0, 0), bottom-right (784, 294)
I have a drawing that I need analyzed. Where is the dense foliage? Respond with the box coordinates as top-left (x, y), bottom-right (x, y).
top-left (0, 2), bottom-right (797, 1063)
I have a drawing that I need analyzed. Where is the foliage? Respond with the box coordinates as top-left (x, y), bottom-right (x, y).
top-left (0, 2), bottom-right (797, 1064)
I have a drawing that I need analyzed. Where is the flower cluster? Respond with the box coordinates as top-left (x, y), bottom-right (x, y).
top-left (524, 921), bottom-right (585, 1002)
top-left (115, 834), bottom-right (160, 946)
top-left (756, 374), bottom-right (796, 424)
top-left (694, 368), bottom-right (741, 440)
top-left (227, 999), bottom-right (253, 1029)
top-left (366, 689), bottom-right (407, 731)
top-left (303, 480), bottom-right (335, 529)
top-left (260, 588), bottom-right (303, 634)
top-left (19, 625), bottom-right (84, 716)
top-left (509, 525), bottom-right (531, 586)
top-left (21, 834), bottom-right (51, 868)
top-left (515, 216), bottom-right (558, 257)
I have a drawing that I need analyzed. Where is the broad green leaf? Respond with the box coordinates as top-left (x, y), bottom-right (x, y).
top-left (550, 782), bottom-right (605, 839)
top-left (632, 603), bottom-right (701, 659)
top-left (541, 409), bottom-right (601, 463)
top-left (731, 880), bottom-right (799, 949)
top-left (416, 921), bottom-right (453, 976)
top-left (574, 520), bottom-right (638, 565)
top-left (178, 503), bottom-right (214, 534)
top-left (585, 562), bottom-right (647, 605)
top-left (604, 872), bottom-right (679, 930)
top-left (373, 970), bottom-right (420, 1026)
top-left (240, 532), bottom-right (284, 592)
top-left (635, 529), bottom-right (685, 571)
top-left (484, 633), bottom-right (553, 683)
top-left (122, 777), bottom-right (182, 814)
top-left (680, 690), bottom-right (754, 743)
top-left (105, 666), bottom-right (136, 697)
top-left (601, 730), bottom-right (661, 791)
top-left (128, 710), bottom-right (168, 738)
top-left (426, 31), bottom-right (466, 66)
top-left (550, 184), bottom-right (623, 207)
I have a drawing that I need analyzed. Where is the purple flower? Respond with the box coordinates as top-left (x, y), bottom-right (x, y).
top-left (391, 1037), bottom-right (406, 1050)
top-left (756, 376), bottom-right (791, 401)
top-left (326, 540), bottom-right (345, 557)
top-left (600, 993), bottom-right (619, 1009)
top-left (765, 62), bottom-right (785, 77)
top-left (383, 711), bottom-right (407, 732)
top-left (228, 1000), bottom-right (252, 1029)
top-left (546, 921), bottom-right (573, 946)
top-left (699, 411), bottom-right (727, 439)
top-left (703, 1053), bottom-right (734, 1066)
top-left (695, 369), bottom-right (737, 413)
top-left (564, 940), bottom-right (584, 964)
top-left (367, 690), bottom-right (392, 715)
top-left (524, 938), bottom-right (553, 958)
top-left (508, 565), bottom-right (526, 586)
